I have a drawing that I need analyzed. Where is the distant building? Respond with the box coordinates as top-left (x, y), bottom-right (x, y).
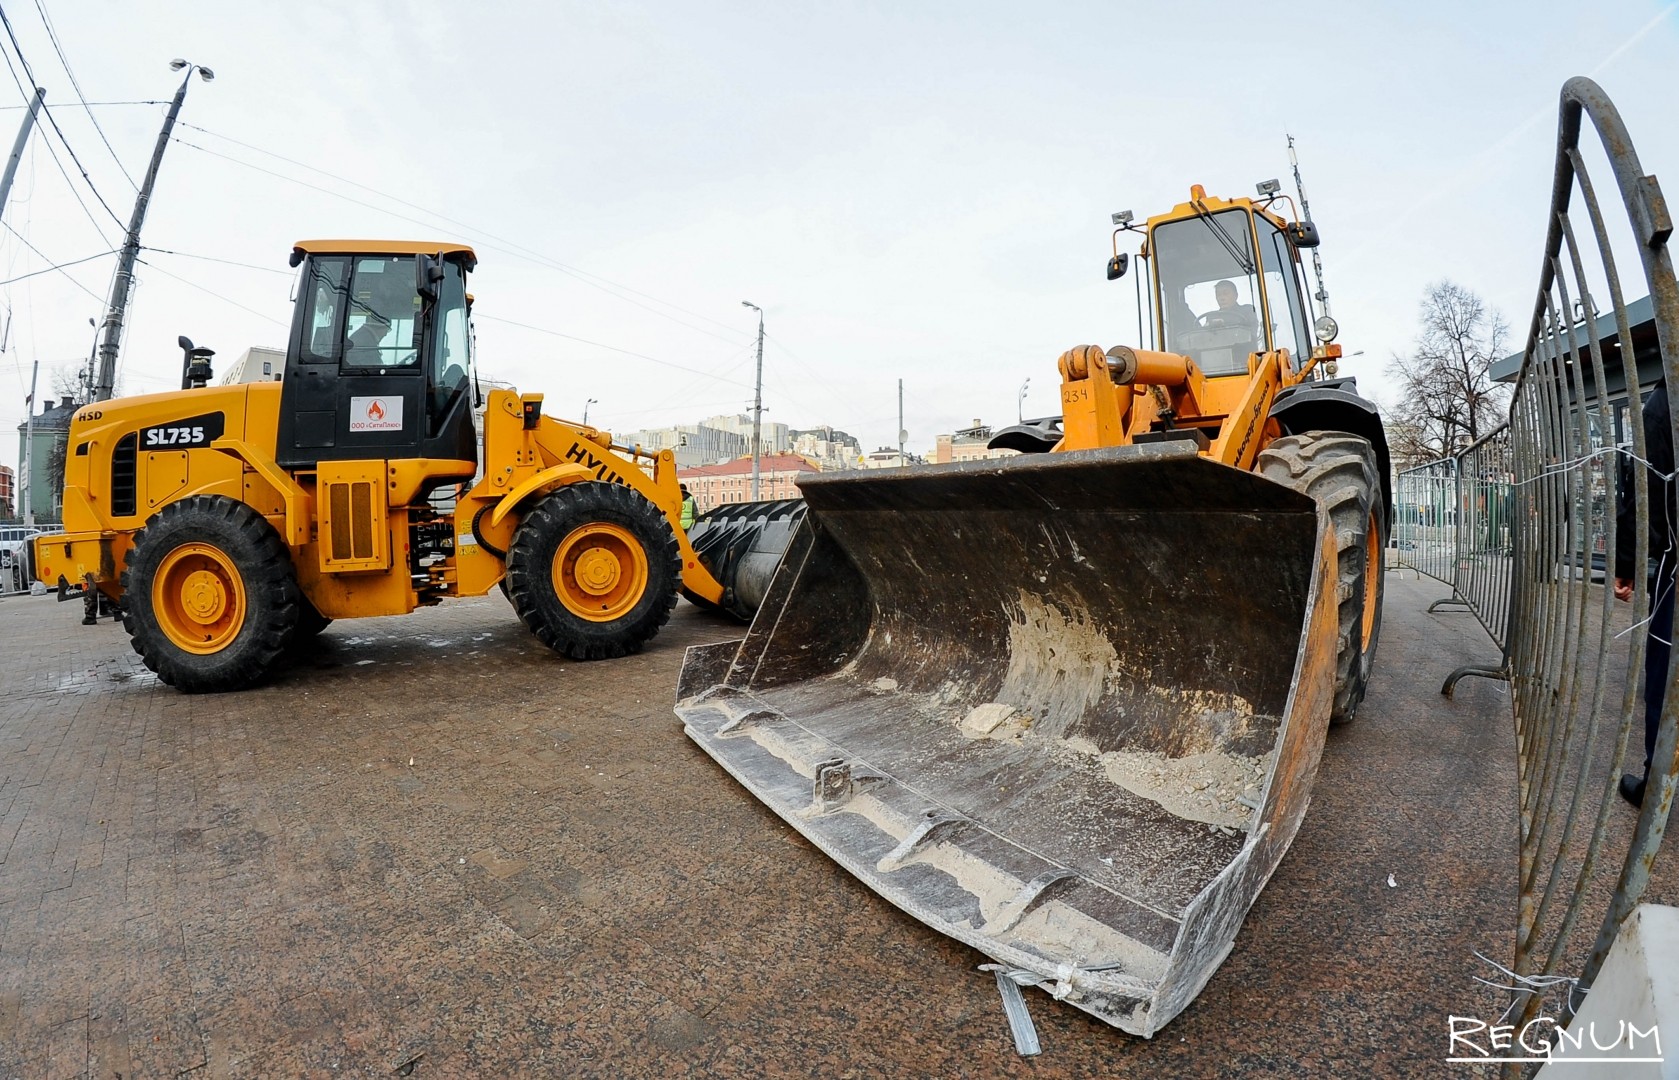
top-left (1489, 293), bottom-right (1663, 450)
top-left (622, 413), bottom-right (832, 470)
top-left (790, 425), bottom-right (863, 471)
top-left (621, 422), bottom-right (746, 469)
top-left (679, 453), bottom-right (819, 510)
top-left (861, 448), bottom-right (921, 469)
top-left (932, 419), bottom-right (1017, 464)
top-left (219, 346), bottom-right (286, 384)
top-left (0, 463), bottom-right (13, 518)
top-left (14, 396), bottom-right (77, 521)
top-left (703, 414), bottom-right (791, 455)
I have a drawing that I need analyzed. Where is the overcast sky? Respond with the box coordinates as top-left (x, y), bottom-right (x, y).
top-left (2, 0), bottom-right (1676, 483)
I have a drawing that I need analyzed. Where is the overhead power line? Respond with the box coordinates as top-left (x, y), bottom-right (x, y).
top-left (0, 99), bottom-right (168, 109)
top-left (0, 45), bottom-right (113, 246)
top-left (173, 122), bottom-right (752, 347)
top-left (0, 220), bottom-right (106, 302)
top-left (0, 6), bottom-right (125, 227)
top-left (142, 245), bottom-right (293, 275)
top-left (132, 257), bottom-right (287, 325)
top-left (30, 0), bottom-right (136, 189)
top-left (475, 313), bottom-right (754, 389)
top-left (0, 246), bottom-right (114, 286)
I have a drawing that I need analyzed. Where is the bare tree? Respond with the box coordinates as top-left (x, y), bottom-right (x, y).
top-left (50, 362), bottom-right (96, 406)
top-left (1387, 281), bottom-right (1511, 467)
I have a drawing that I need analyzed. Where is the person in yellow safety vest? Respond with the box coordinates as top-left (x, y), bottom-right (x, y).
top-left (679, 484), bottom-right (697, 531)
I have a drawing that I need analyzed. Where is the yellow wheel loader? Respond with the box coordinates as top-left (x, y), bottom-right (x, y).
top-left (33, 240), bottom-right (795, 692)
top-left (675, 185), bottom-right (1388, 1036)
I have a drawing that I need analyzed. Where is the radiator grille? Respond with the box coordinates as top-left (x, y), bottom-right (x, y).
top-left (111, 433), bottom-right (137, 517)
top-left (327, 481), bottom-right (377, 563)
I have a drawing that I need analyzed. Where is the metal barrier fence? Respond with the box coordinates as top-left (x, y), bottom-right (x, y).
top-left (1395, 426), bottom-right (1517, 692)
top-left (1399, 77), bottom-right (1679, 1063)
top-left (0, 525), bottom-right (54, 596)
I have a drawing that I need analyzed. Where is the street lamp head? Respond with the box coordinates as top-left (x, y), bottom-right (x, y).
top-left (171, 60), bottom-right (213, 81)
top-left (741, 300), bottom-right (760, 312)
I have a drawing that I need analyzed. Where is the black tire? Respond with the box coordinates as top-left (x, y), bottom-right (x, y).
top-left (121, 495), bottom-right (301, 693)
top-left (1256, 431), bottom-right (1386, 726)
top-left (295, 596), bottom-right (333, 638)
top-left (505, 482), bottom-right (680, 660)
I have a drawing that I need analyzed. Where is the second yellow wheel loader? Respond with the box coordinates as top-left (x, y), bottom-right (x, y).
top-left (675, 185), bottom-right (1389, 1036)
top-left (32, 240), bottom-right (796, 692)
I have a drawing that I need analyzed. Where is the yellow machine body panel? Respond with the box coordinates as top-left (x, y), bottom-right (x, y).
top-left (35, 361), bottom-right (728, 619)
top-left (37, 383), bottom-right (291, 598)
top-left (453, 389), bottom-right (726, 605)
top-left (315, 460), bottom-right (390, 573)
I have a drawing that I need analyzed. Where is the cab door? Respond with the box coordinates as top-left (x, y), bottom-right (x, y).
top-left (277, 253), bottom-right (428, 469)
top-left (276, 250), bottom-right (480, 474)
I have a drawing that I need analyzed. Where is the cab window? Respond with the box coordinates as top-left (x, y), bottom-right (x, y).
top-left (299, 256), bottom-right (348, 364)
top-left (1260, 220), bottom-right (1313, 368)
top-left (428, 261), bottom-right (473, 435)
top-left (1152, 209), bottom-right (1264, 377)
top-left (344, 257), bottom-right (421, 369)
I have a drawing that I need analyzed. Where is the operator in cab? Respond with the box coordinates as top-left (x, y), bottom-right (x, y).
top-left (1201, 280), bottom-right (1257, 331)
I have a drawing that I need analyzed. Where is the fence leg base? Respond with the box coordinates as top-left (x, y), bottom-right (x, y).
top-left (1441, 663), bottom-right (1511, 699)
top-left (1428, 596), bottom-right (1474, 613)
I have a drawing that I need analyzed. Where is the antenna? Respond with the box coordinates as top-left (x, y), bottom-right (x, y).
top-left (1287, 134), bottom-right (1330, 320)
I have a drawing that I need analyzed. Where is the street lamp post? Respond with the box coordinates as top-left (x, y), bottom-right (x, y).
top-left (583, 398), bottom-right (597, 425)
top-left (1018, 377), bottom-right (1030, 423)
top-left (741, 300), bottom-right (764, 499)
top-left (94, 59), bottom-right (213, 402)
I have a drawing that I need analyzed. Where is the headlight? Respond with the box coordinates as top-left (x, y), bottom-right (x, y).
top-left (1314, 315), bottom-right (1339, 343)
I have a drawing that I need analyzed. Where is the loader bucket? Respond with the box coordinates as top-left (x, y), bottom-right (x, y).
top-left (675, 442), bottom-right (1340, 1037)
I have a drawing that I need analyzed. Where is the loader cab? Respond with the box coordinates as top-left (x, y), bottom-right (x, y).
top-left (1151, 202), bottom-right (1313, 376)
top-left (275, 241), bottom-right (479, 475)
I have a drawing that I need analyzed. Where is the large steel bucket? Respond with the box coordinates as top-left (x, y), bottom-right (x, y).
top-left (675, 442), bottom-right (1338, 1036)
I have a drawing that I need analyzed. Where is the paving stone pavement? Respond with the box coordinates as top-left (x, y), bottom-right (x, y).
top-left (0, 572), bottom-right (1672, 1078)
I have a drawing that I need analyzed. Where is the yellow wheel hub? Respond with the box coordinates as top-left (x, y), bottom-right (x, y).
top-left (153, 543), bottom-right (247, 654)
top-left (553, 523), bottom-right (648, 622)
top-left (1361, 508), bottom-right (1381, 644)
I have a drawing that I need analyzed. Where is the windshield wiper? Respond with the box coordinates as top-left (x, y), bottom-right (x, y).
top-left (1193, 205), bottom-right (1256, 276)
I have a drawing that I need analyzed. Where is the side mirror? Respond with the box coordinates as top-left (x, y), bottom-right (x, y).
top-left (1287, 221), bottom-right (1321, 248)
top-left (1106, 253), bottom-right (1130, 281)
top-left (416, 253), bottom-right (445, 301)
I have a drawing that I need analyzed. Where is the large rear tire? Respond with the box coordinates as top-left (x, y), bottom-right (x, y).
top-left (295, 596), bottom-right (333, 638)
top-left (121, 495), bottom-right (302, 693)
top-left (505, 482), bottom-right (680, 660)
top-left (1256, 431), bottom-right (1386, 726)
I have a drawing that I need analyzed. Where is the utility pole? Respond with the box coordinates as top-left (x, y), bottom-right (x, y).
top-left (742, 300), bottom-right (764, 499)
top-left (897, 379), bottom-right (905, 466)
top-left (1, 90), bottom-right (43, 534)
top-left (21, 359), bottom-right (37, 525)
top-left (94, 61), bottom-right (213, 402)
top-left (0, 87), bottom-right (44, 221)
